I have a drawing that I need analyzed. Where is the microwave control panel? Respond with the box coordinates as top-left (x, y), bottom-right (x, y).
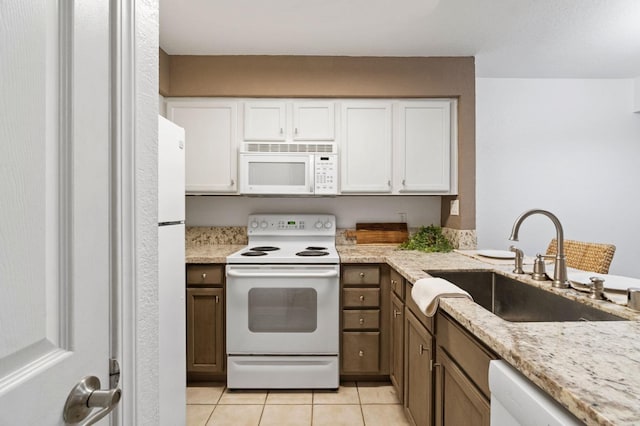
top-left (314, 154), bottom-right (338, 195)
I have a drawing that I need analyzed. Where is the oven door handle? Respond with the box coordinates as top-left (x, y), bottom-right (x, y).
top-left (227, 270), bottom-right (339, 278)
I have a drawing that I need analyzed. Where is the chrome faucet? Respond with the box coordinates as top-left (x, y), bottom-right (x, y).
top-left (508, 209), bottom-right (570, 289)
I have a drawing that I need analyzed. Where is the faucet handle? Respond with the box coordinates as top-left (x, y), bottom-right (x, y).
top-left (509, 245), bottom-right (525, 274)
top-left (531, 253), bottom-right (547, 281)
top-left (587, 276), bottom-right (605, 300)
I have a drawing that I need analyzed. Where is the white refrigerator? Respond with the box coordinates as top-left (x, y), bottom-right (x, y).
top-left (158, 115), bottom-right (186, 425)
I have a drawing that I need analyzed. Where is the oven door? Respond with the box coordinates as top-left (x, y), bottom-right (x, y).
top-left (226, 264), bottom-right (339, 355)
top-left (239, 153), bottom-right (314, 195)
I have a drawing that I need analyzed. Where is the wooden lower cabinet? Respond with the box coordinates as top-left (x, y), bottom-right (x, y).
top-left (404, 309), bottom-right (434, 426)
top-left (186, 287), bottom-right (224, 375)
top-left (341, 264), bottom-right (390, 377)
top-left (389, 292), bottom-right (404, 401)
top-left (434, 347), bottom-right (490, 426)
top-left (434, 312), bottom-right (495, 426)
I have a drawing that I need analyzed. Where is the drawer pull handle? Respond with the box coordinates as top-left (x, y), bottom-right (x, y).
top-left (214, 296), bottom-right (219, 303)
top-left (201, 273), bottom-right (207, 279)
top-left (359, 318), bottom-right (365, 325)
top-left (419, 344), bottom-right (426, 355)
top-left (359, 272), bottom-right (365, 278)
top-left (359, 350), bottom-right (364, 357)
top-left (359, 295), bottom-right (365, 302)
top-left (393, 309), bottom-right (401, 317)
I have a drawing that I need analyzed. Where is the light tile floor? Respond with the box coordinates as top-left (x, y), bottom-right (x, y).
top-left (186, 381), bottom-right (411, 426)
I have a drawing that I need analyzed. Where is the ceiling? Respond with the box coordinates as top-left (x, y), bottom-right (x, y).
top-left (159, 0), bottom-right (640, 78)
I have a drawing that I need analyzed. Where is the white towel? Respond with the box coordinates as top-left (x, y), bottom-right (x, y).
top-left (411, 278), bottom-right (473, 317)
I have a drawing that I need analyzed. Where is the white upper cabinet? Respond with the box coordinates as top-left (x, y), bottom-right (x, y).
top-left (395, 100), bottom-right (453, 193)
top-left (243, 102), bottom-right (287, 141)
top-left (167, 100), bottom-right (238, 193)
top-left (243, 100), bottom-right (335, 142)
top-left (340, 102), bottom-right (393, 193)
top-left (292, 102), bottom-right (335, 140)
top-left (165, 97), bottom-right (456, 196)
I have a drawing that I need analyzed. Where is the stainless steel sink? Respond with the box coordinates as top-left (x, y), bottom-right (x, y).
top-left (425, 270), bottom-right (627, 322)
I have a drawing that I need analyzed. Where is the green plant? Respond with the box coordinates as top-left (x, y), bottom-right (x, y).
top-left (398, 225), bottom-right (453, 253)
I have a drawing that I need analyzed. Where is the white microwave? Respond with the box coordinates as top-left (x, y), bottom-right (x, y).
top-left (239, 152), bottom-right (338, 195)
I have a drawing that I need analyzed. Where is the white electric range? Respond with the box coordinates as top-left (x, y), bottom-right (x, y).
top-left (225, 214), bottom-right (340, 389)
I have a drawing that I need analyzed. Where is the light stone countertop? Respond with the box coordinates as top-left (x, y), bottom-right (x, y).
top-left (186, 243), bottom-right (640, 425)
top-left (186, 244), bottom-right (245, 263)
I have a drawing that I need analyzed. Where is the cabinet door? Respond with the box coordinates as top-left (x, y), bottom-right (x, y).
top-left (244, 101), bottom-right (286, 141)
top-left (435, 347), bottom-right (490, 426)
top-left (390, 293), bottom-right (404, 402)
top-left (390, 268), bottom-right (404, 300)
top-left (404, 309), bottom-right (434, 426)
top-left (340, 102), bottom-right (392, 193)
top-left (186, 287), bottom-right (225, 374)
top-left (397, 101), bottom-right (451, 192)
top-left (293, 102), bottom-right (335, 140)
top-left (167, 100), bottom-right (238, 193)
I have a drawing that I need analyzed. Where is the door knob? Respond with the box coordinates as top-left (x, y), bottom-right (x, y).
top-left (64, 376), bottom-right (121, 425)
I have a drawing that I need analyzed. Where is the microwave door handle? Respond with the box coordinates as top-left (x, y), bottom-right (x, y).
top-left (309, 155), bottom-right (315, 194)
top-left (227, 270), bottom-right (339, 279)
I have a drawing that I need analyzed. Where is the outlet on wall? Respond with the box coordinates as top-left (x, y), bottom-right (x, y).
top-left (450, 199), bottom-right (460, 216)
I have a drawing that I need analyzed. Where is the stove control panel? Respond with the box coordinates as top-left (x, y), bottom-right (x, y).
top-left (247, 214), bottom-right (335, 235)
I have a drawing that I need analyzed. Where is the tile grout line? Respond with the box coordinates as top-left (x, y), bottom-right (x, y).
top-left (310, 389), bottom-right (315, 426)
top-left (203, 404), bottom-right (215, 426)
top-left (257, 390), bottom-right (266, 426)
top-left (356, 381), bottom-right (367, 426)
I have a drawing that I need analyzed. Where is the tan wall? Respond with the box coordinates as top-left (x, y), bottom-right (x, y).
top-left (161, 55), bottom-right (475, 229)
top-left (159, 49), bottom-right (170, 96)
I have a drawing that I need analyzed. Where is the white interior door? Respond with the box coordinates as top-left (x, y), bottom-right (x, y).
top-left (0, 1), bottom-right (114, 424)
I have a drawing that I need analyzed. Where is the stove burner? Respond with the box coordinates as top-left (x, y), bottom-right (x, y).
top-left (249, 246), bottom-right (280, 252)
top-left (306, 246), bottom-right (327, 251)
top-left (241, 251), bottom-right (269, 257)
top-left (296, 250), bottom-right (330, 257)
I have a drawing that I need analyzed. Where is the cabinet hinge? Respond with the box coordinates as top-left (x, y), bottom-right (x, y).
top-left (109, 358), bottom-right (121, 389)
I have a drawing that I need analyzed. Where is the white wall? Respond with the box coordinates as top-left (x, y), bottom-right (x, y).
top-left (186, 195), bottom-right (441, 229)
top-left (634, 76), bottom-right (640, 113)
top-left (476, 78), bottom-right (640, 277)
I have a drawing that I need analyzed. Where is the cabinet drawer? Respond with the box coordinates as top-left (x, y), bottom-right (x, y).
top-left (437, 312), bottom-right (497, 398)
top-left (343, 310), bottom-right (380, 330)
top-left (342, 332), bottom-right (380, 372)
top-left (390, 269), bottom-right (404, 299)
top-left (343, 266), bottom-right (380, 285)
top-left (343, 288), bottom-right (380, 308)
top-left (186, 264), bottom-right (224, 286)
